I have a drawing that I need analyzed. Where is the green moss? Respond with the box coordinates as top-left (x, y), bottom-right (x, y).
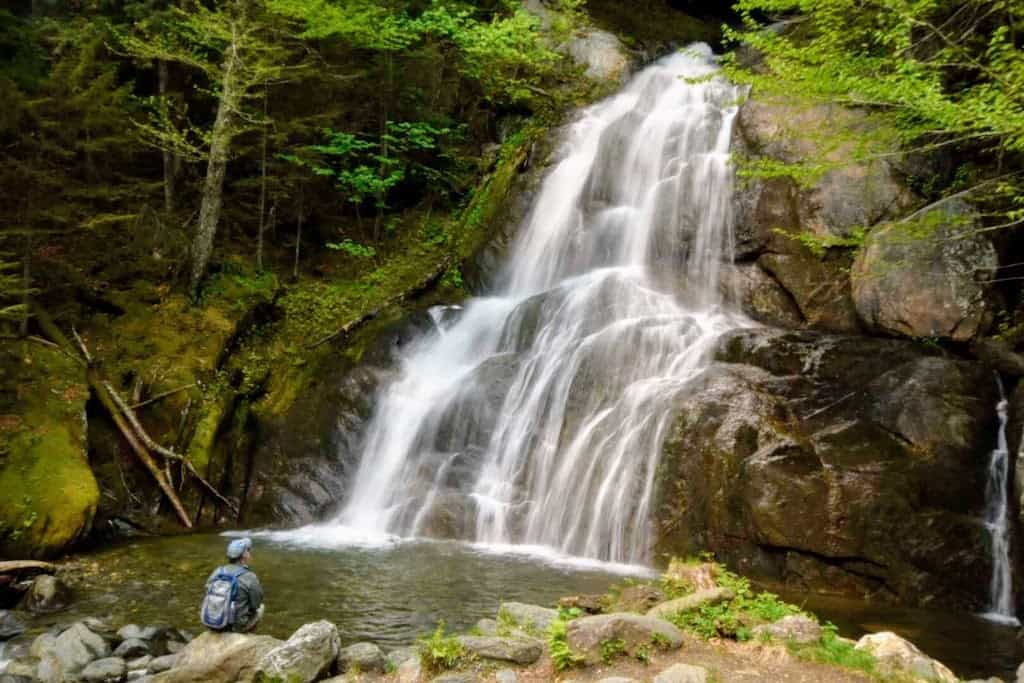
top-left (0, 344), bottom-right (99, 558)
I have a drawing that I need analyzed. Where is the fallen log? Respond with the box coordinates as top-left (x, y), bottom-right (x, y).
top-left (0, 560), bottom-right (57, 575)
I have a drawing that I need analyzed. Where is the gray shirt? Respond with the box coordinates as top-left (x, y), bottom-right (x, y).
top-left (205, 562), bottom-right (263, 631)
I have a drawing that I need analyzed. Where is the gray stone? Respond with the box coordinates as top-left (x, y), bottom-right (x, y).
top-left (475, 618), bottom-right (498, 636)
top-left (654, 663), bottom-right (710, 683)
top-left (147, 631), bottom-right (281, 683)
top-left (385, 645), bottom-right (418, 669)
top-left (852, 200), bottom-right (997, 342)
top-left (164, 640), bottom-right (184, 655)
top-left (0, 612), bottom-right (26, 640)
top-left (82, 618), bottom-right (116, 635)
top-left (113, 638), bottom-right (150, 658)
top-left (126, 655), bottom-right (152, 670)
top-left (566, 613), bottom-right (684, 665)
top-left (498, 602), bottom-right (558, 633)
top-left (35, 622), bottom-right (111, 683)
top-left (80, 657), bottom-right (128, 683)
top-left (751, 615), bottom-right (822, 644)
top-left (338, 641), bottom-right (385, 673)
top-left (19, 575), bottom-right (72, 614)
top-left (257, 620), bottom-right (340, 683)
top-left (495, 669), bottom-right (518, 683)
top-left (456, 635), bottom-right (543, 665)
top-left (564, 29), bottom-right (629, 82)
top-left (646, 588), bottom-right (735, 620)
top-left (118, 625), bottom-right (163, 642)
top-left (146, 654), bottom-right (178, 674)
top-left (855, 632), bottom-right (957, 682)
top-left (719, 263), bottom-right (804, 329)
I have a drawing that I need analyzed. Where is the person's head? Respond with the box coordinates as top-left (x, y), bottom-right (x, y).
top-left (226, 537), bottom-right (253, 565)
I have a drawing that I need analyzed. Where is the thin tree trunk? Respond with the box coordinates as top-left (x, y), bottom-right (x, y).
top-left (189, 21), bottom-right (244, 298)
top-left (257, 80), bottom-right (268, 271)
top-left (19, 234), bottom-right (31, 337)
top-left (159, 60), bottom-right (176, 214)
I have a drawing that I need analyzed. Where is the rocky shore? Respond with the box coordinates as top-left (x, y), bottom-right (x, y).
top-left (1, 560), bottom-right (1015, 683)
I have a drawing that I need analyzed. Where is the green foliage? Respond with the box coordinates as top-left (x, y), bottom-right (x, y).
top-left (418, 620), bottom-right (467, 672)
top-left (774, 227), bottom-right (867, 259)
top-left (650, 632), bottom-right (672, 650)
top-left (723, 0), bottom-right (1024, 227)
top-left (599, 637), bottom-right (627, 664)
top-left (326, 239), bottom-right (377, 258)
top-left (548, 607), bottom-right (584, 671)
top-left (788, 622), bottom-right (878, 675)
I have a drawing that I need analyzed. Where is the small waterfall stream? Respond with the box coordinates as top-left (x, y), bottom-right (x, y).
top-left (981, 379), bottom-right (1019, 625)
top-left (312, 46), bottom-right (748, 566)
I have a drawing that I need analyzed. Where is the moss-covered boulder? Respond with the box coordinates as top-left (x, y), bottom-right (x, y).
top-left (0, 343), bottom-right (99, 558)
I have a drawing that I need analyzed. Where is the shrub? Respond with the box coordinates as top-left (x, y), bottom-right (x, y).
top-left (418, 620), bottom-right (467, 672)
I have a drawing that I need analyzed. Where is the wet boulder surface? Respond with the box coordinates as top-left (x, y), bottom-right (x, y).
top-left (654, 327), bottom-right (1001, 610)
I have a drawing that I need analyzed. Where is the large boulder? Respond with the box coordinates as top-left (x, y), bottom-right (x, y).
top-left (337, 641), bottom-right (384, 673)
top-left (498, 602), bottom-right (559, 633)
top-left (655, 328), bottom-right (1001, 610)
top-left (256, 620), bottom-right (340, 683)
top-left (565, 613), bottom-right (683, 665)
top-left (855, 632), bottom-right (957, 682)
top-left (852, 201), bottom-right (998, 342)
top-left (564, 29), bottom-right (630, 83)
top-left (718, 263), bottom-right (804, 328)
top-left (148, 631), bottom-right (282, 683)
top-left (0, 344), bottom-right (99, 559)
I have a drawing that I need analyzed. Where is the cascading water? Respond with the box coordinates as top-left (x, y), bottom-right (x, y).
top-left (306, 46), bottom-right (748, 566)
top-left (981, 379), bottom-right (1019, 625)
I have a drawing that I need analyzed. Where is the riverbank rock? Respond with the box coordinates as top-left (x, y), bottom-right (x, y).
top-left (338, 641), bottom-right (384, 673)
top-left (655, 327), bottom-right (998, 610)
top-left (0, 611), bottom-right (25, 640)
top-left (751, 615), bottom-right (822, 644)
top-left (852, 201), bottom-right (998, 342)
top-left (498, 602), bottom-right (559, 633)
top-left (0, 344), bottom-right (99, 560)
top-left (146, 653), bottom-right (178, 674)
top-left (566, 613), bottom-right (684, 665)
top-left (34, 622), bottom-right (111, 683)
top-left (854, 632), bottom-right (957, 682)
top-left (80, 656), bottom-right (127, 683)
top-left (148, 631), bottom-right (281, 683)
top-left (257, 620), bottom-right (340, 683)
top-left (647, 588), bottom-right (734, 620)
top-left (456, 635), bottom-right (543, 665)
top-left (654, 664), bottom-right (710, 683)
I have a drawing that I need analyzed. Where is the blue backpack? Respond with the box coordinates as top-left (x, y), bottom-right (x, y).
top-left (200, 566), bottom-right (248, 630)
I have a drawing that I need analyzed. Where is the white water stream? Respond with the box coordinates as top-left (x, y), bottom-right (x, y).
top-left (306, 46), bottom-right (749, 566)
top-left (980, 380), bottom-right (1019, 625)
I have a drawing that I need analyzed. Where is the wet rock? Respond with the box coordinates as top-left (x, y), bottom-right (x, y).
top-left (758, 251), bottom-right (861, 333)
top-left (719, 263), bottom-right (804, 328)
top-left (0, 611), bottom-right (25, 640)
top-left (751, 615), bottom-right (822, 644)
top-left (646, 588), bottom-right (735, 620)
top-left (456, 635), bottom-right (543, 665)
top-left (566, 613), bottom-right (683, 665)
top-left (113, 639), bottom-right (150, 659)
top-left (498, 602), bottom-right (558, 633)
top-left (852, 200), bottom-right (997, 342)
top-left (80, 657), bottom-right (127, 683)
top-left (654, 665), bottom-right (710, 683)
top-left (147, 631), bottom-right (281, 683)
top-left (338, 641), bottom-right (384, 673)
top-left (257, 620), bottom-right (340, 683)
top-left (855, 631), bottom-right (957, 682)
top-left (19, 575), bottom-right (72, 614)
top-left (126, 655), bottom-right (152, 670)
top-left (495, 670), bottom-right (518, 683)
top-left (35, 622), bottom-right (111, 683)
top-left (117, 625), bottom-right (163, 642)
top-left (146, 654), bottom-right (178, 674)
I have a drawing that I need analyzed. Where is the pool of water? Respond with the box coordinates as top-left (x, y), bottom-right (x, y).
top-left (17, 533), bottom-right (1019, 681)
top-left (56, 532), bottom-right (639, 647)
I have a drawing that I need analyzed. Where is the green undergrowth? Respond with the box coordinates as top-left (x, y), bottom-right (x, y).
top-left (547, 606), bottom-right (584, 671)
top-left (419, 620), bottom-right (469, 673)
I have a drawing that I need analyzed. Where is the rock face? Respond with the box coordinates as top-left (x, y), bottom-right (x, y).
top-left (148, 631), bottom-right (281, 683)
top-left (855, 632), bottom-right (957, 682)
top-left (566, 613), bottom-right (684, 665)
top-left (257, 620), bottom-right (341, 683)
top-left (655, 327), bottom-right (1001, 610)
top-left (852, 201), bottom-right (997, 342)
top-left (565, 29), bottom-right (630, 82)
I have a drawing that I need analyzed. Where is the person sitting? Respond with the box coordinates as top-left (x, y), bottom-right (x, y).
top-left (200, 537), bottom-right (264, 632)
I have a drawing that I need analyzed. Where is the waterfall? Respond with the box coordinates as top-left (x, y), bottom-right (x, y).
top-left (315, 46), bottom-right (748, 565)
top-left (981, 379), bottom-right (1019, 625)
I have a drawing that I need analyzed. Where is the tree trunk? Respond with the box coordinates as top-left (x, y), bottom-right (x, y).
top-left (159, 60), bottom-right (176, 214)
top-left (189, 22), bottom-right (244, 298)
top-left (19, 234), bottom-right (31, 337)
top-left (257, 81), bottom-right (268, 272)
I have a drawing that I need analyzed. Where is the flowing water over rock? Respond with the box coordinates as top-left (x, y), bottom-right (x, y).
top-left (321, 45), bottom-right (748, 565)
top-left (981, 379), bottom-right (1019, 625)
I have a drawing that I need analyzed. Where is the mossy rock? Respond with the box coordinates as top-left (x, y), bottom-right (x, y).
top-left (0, 343), bottom-right (99, 558)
